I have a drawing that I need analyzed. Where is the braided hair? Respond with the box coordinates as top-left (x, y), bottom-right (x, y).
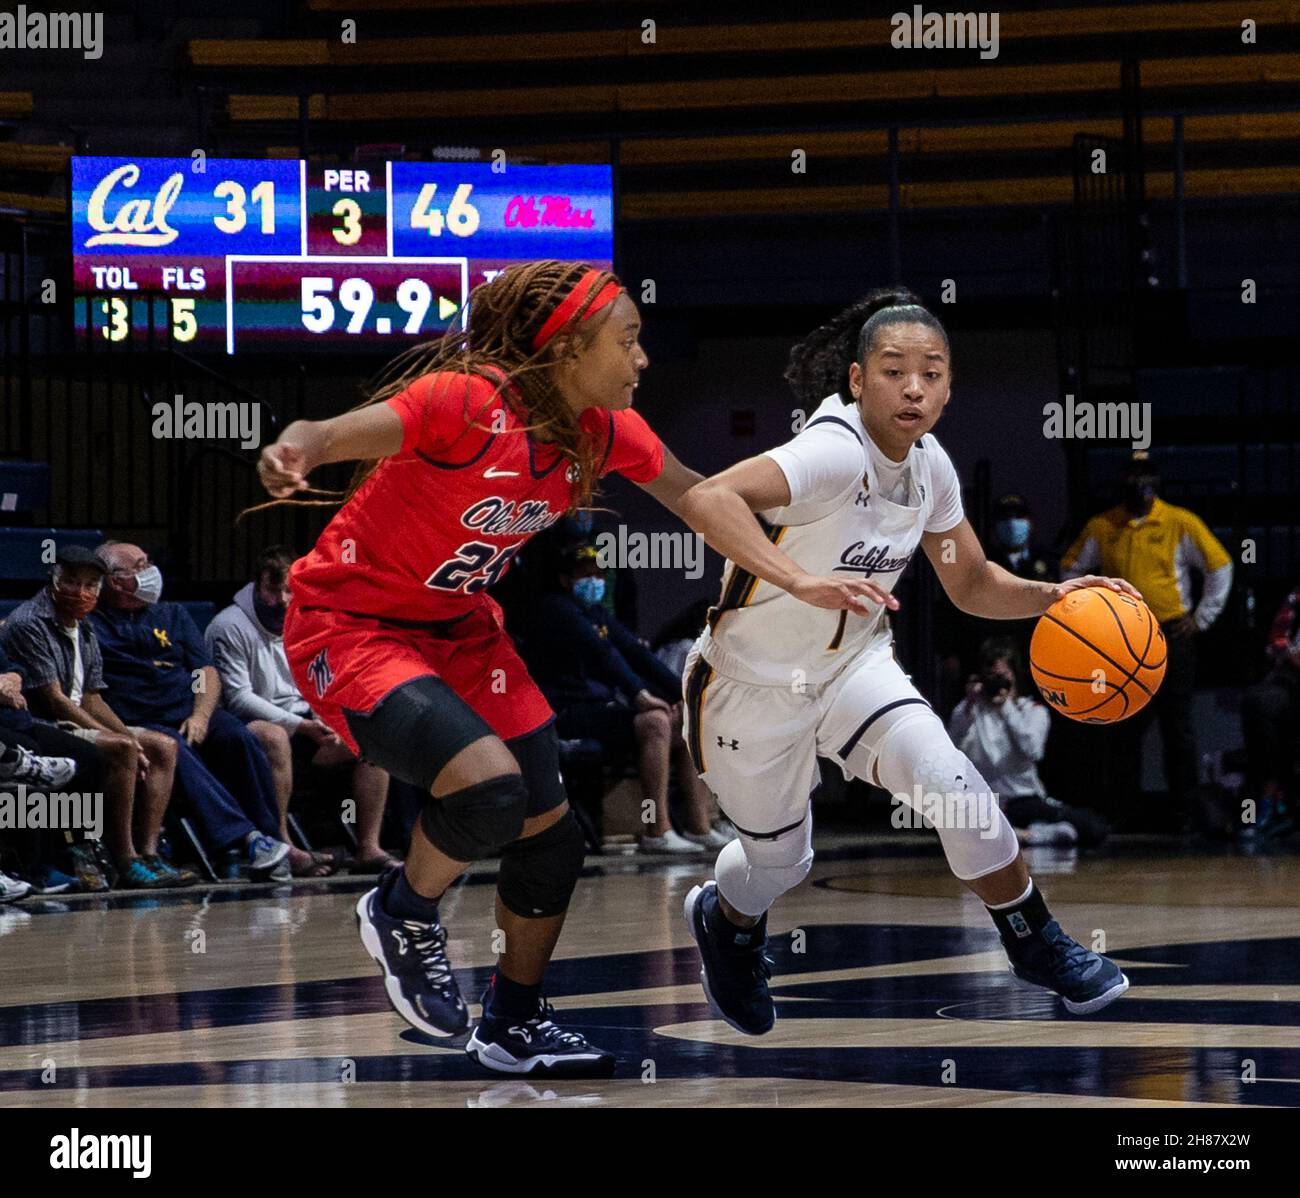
top-left (784, 286), bottom-right (950, 408)
top-left (245, 260), bottom-right (622, 519)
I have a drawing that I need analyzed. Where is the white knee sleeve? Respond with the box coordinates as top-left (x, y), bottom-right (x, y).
top-left (715, 813), bottom-right (815, 918)
top-left (872, 711), bottom-right (1020, 881)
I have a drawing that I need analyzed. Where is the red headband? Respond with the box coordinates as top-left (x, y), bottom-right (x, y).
top-left (531, 269), bottom-right (622, 351)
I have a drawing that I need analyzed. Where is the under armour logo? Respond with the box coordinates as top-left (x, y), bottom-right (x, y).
top-left (509, 1025), bottom-right (533, 1044)
top-left (307, 648), bottom-right (333, 698)
top-left (152, 627), bottom-right (171, 648)
top-left (390, 930), bottom-right (408, 955)
top-left (716, 735), bottom-right (739, 750)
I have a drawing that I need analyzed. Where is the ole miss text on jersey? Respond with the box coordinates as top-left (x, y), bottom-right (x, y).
top-left (289, 368), bottom-right (665, 623)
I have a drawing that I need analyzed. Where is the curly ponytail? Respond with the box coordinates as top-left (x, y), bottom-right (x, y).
top-left (241, 260), bottom-right (620, 522)
top-left (784, 286), bottom-right (949, 407)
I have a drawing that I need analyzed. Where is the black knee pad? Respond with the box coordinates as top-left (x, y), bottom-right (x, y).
top-left (506, 720), bottom-right (567, 818)
top-left (420, 772), bottom-right (528, 862)
top-left (496, 809), bottom-right (586, 918)
top-left (344, 675), bottom-right (494, 794)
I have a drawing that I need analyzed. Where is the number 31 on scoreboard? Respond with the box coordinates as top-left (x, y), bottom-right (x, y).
top-left (410, 183), bottom-right (479, 237)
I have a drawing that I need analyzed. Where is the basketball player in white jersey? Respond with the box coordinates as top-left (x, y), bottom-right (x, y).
top-left (676, 289), bottom-right (1139, 1032)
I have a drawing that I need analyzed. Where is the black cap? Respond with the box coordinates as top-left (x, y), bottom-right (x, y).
top-left (994, 494), bottom-right (1030, 518)
top-left (55, 545), bottom-right (107, 573)
top-left (560, 541), bottom-right (600, 570)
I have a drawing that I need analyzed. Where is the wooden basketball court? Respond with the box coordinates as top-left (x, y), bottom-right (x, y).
top-left (2, 833), bottom-right (1297, 1108)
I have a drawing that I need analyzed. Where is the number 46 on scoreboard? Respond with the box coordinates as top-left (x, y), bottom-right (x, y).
top-left (410, 183), bottom-right (480, 238)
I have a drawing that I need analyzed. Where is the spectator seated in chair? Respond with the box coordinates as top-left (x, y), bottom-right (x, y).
top-left (1, 547), bottom-right (196, 888)
top-left (523, 542), bottom-right (725, 854)
top-left (87, 540), bottom-right (294, 880)
top-left (206, 546), bottom-right (395, 876)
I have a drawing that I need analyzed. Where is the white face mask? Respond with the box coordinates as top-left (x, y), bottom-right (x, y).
top-left (133, 565), bottom-right (163, 605)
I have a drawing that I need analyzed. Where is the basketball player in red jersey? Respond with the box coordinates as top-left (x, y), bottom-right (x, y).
top-left (255, 261), bottom-right (890, 1076)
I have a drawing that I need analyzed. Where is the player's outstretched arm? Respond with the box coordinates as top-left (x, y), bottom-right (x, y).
top-left (673, 454), bottom-right (899, 615)
top-left (257, 405), bottom-right (405, 497)
top-left (922, 519), bottom-right (1141, 618)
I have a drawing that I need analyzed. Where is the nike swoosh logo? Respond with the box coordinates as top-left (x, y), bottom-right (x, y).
top-left (484, 467), bottom-right (519, 478)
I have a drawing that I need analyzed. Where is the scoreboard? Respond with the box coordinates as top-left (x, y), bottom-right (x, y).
top-left (71, 156), bottom-right (614, 354)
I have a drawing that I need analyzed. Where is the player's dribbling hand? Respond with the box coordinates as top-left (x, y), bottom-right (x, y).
top-left (1053, 575), bottom-right (1142, 602)
top-left (789, 574), bottom-right (900, 614)
top-left (258, 442), bottom-right (310, 498)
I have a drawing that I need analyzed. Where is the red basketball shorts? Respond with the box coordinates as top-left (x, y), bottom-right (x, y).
top-left (283, 596), bottom-right (553, 757)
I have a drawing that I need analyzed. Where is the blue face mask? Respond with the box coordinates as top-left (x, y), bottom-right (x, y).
top-left (573, 576), bottom-right (606, 606)
top-left (996, 518), bottom-right (1030, 549)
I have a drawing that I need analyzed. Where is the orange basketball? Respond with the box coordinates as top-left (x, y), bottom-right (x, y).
top-left (1029, 586), bottom-right (1167, 724)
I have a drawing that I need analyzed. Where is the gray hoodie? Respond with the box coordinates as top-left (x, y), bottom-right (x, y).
top-left (205, 582), bottom-right (311, 731)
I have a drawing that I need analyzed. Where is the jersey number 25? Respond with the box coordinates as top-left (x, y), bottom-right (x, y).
top-left (425, 540), bottom-right (521, 595)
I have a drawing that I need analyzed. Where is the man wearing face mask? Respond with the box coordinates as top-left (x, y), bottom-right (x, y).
top-left (88, 541), bottom-right (294, 878)
top-left (206, 546), bottom-right (394, 875)
top-left (522, 542), bottom-right (722, 854)
top-left (1061, 455), bottom-right (1233, 823)
top-left (1, 545), bottom-right (195, 889)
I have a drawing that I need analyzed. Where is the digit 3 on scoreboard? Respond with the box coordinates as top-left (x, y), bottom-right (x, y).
top-left (308, 166), bottom-right (388, 257)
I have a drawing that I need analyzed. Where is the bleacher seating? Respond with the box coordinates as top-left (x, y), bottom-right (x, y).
top-left (0, 93), bottom-right (33, 120)
top-left (0, 143), bottom-right (72, 173)
top-left (0, 529), bottom-right (105, 580)
top-left (223, 53), bottom-right (1300, 126)
top-left (0, 461), bottom-right (49, 515)
top-left (0, 191), bottom-right (65, 217)
top-left (193, 0), bottom-right (1300, 220)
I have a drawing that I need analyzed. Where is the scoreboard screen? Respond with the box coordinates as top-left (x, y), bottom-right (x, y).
top-left (71, 156), bottom-right (614, 354)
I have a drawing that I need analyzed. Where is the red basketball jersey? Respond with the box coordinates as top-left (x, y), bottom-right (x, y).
top-left (289, 369), bottom-right (664, 621)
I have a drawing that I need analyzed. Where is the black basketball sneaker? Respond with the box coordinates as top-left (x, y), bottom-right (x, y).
top-left (684, 880), bottom-right (776, 1035)
top-left (355, 871), bottom-right (469, 1037)
top-left (466, 979), bottom-right (616, 1078)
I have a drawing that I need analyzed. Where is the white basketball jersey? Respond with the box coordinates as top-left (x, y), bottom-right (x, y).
top-left (696, 393), bottom-right (965, 686)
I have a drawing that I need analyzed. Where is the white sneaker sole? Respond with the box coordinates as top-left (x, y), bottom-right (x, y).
top-left (683, 883), bottom-right (776, 1037)
top-left (354, 890), bottom-right (464, 1039)
top-left (465, 1029), bottom-right (610, 1076)
top-left (1009, 966), bottom-right (1130, 1015)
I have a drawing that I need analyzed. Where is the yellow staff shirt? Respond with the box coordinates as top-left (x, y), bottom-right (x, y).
top-left (1061, 497), bottom-right (1233, 626)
